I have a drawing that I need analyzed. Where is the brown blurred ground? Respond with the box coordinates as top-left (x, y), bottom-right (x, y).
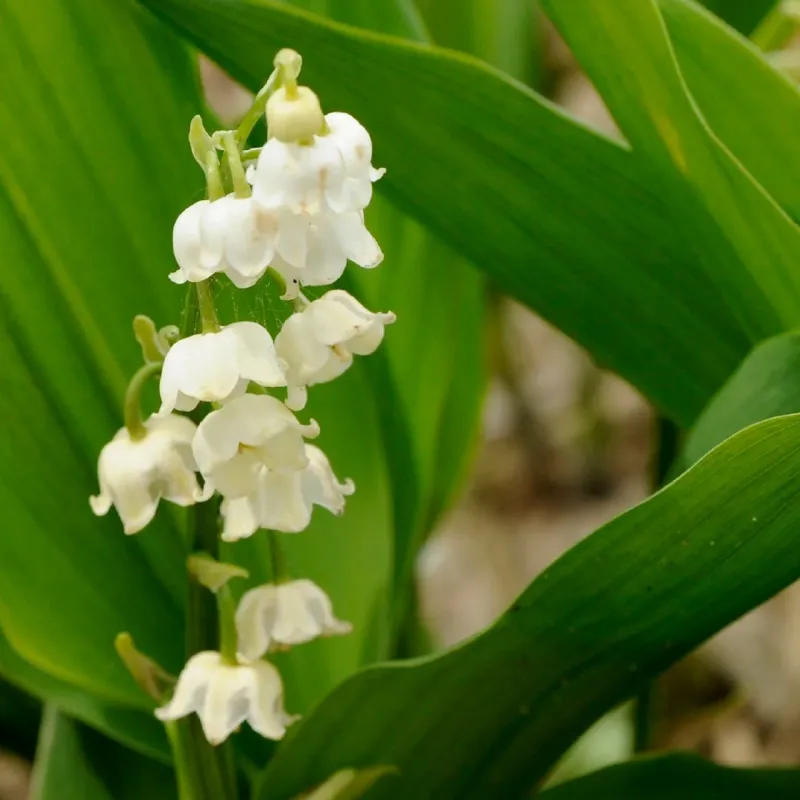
top-left (0, 753), bottom-right (28, 800)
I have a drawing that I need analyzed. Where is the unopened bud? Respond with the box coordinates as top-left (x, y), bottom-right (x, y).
top-left (115, 633), bottom-right (174, 702)
top-left (134, 315), bottom-right (175, 363)
top-left (274, 48), bottom-right (302, 82)
top-left (267, 85), bottom-right (324, 143)
top-left (188, 115), bottom-right (214, 168)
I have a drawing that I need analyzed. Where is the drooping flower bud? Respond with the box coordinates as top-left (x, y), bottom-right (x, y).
top-left (236, 579), bottom-right (352, 660)
top-left (192, 394), bottom-right (319, 498)
top-left (155, 652), bottom-right (296, 744)
top-left (266, 212), bottom-right (383, 298)
top-left (90, 414), bottom-right (201, 534)
top-left (220, 444), bottom-right (354, 540)
top-left (275, 290), bottom-right (395, 409)
top-left (266, 85), bottom-right (325, 144)
top-left (171, 196), bottom-right (278, 288)
top-left (159, 322), bottom-right (286, 414)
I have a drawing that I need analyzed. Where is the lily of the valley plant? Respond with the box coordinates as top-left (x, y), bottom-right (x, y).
top-left (90, 48), bottom-right (393, 786)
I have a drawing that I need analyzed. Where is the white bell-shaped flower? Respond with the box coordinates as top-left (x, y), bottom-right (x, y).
top-left (155, 651), bottom-right (295, 744)
top-left (90, 414), bottom-right (200, 535)
top-left (236, 579), bottom-right (352, 660)
top-left (251, 111), bottom-right (383, 216)
top-left (193, 394), bottom-right (319, 498)
top-left (275, 290), bottom-right (395, 409)
top-left (159, 322), bottom-right (286, 414)
top-left (268, 211), bottom-right (383, 297)
top-left (170, 196), bottom-right (278, 288)
top-left (220, 444), bottom-right (354, 541)
top-left (251, 135), bottom-right (347, 216)
top-left (326, 112), bottom-right (385, 211)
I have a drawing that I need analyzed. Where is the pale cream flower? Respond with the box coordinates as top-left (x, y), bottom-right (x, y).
top-left (236, 579), bottom-right (352, 660)
top-left (159, 322), bottom-right (286, 414)
top-left (268, 211), bottom-right (383, 297)
top-left (248, 110), bottom-right (383, 294)
top-left (192, 394), bottom-right (319, 498)
top-left (251, 135), bottom-right (347, 216)
top-left (251, 111), bottom-right (383, 215)
top-left (275, 290), bottom-right (395, 409)
top-left (90, 414), bottom-right (200, 534)
top-left (155, 651), bottom-right (295, 744)
top-left (220, 444), bottom-right (354, 540)
top-left (326, 112), bottom-right (385, 210)
top-left (170, 196), bottom-right (277, 288)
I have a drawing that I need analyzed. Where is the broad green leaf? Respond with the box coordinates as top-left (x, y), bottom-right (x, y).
top-left (0, 629), bottom-right (170, 763)
top-left (403, 0), bottom-right (542, 530)
top-left (698, 0), bottom-right (778, 33)
top-left (415, 0), bottom-right (540, 82)
top-left (298, 766), bottom-right (396, 799)
top-left (31, 706), bottom-right (175, 800)
top-left (79, 722), bottom-right (176, 800)
top-left (420, 274), bottom-right (485, 527)
top-left (751, 2), bottom-right (800, 50)
top-left (284, 0), bottom-right (427, 38)
top-left (32, 707), bottom-right (112, 800)
top-left (140, 0), bottom-right (755, 425)
top-left (336, 319), bottom-right (420, 598)
top-left (539, 753), bottom-right (800, 799)
top-left (685, 332), bottom-right (800, 465)
top-left (0, 0), bottom-right (200, 706)
top-left (259, 414), bottom-right (800, 798)
top-left (660, 0), bottom-right (800, 221)
top-left (542, 0), bottom-right (800, 340)
top-left (391, 0), bottom-right (522, 531)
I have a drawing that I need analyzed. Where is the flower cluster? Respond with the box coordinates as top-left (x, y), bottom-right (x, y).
top-left (170, 88), bottom-right (383, 296)
top-left (90, 50), bottom-right (393, 745)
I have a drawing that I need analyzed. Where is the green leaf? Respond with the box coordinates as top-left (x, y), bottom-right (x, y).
top-left (698, 0), bottom-right (778, 34)
top-left (395, 0), bottom-right (529, 533)
top-left (31, 706), bottom-right (175, 800)
top-left (419, 274), bottom-right (485, 528)
top-left (660, 0), bottom-right (800, 221)
top-left (0, 0), bottom-right (201, 707)
top-left (282, 0), bottom-right (427, 39)
top-left (0, 629), bottom-right (170, 763)
top-left (32, 706), bottom-right (113, 800)
top-left (685, 331), bottom-right (800, 465)
top-left (539, 753), bottom-right (800, 799)
top-left (541, 0), bottom-right (800, 341)
top-left (415, 0), bottom-right (541, 81)
top-left (140, 0), bottom-right (754, 425)
top-left (297, 766), bottom-right (397, 799)
top-left (258, 414), bottom-right (800, 798)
